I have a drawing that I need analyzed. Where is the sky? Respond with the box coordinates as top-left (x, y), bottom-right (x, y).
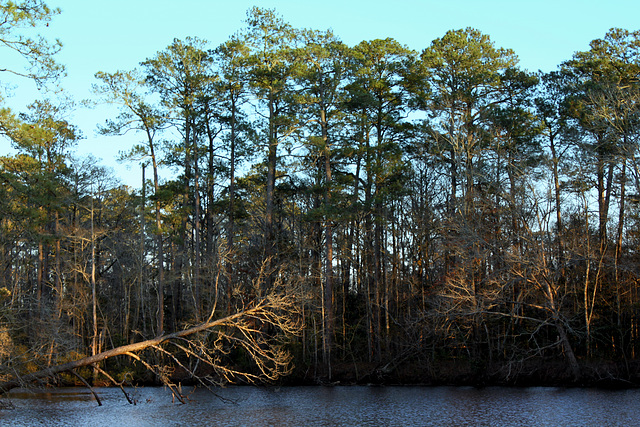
top-left (3, 0), bottom-right (640, 188)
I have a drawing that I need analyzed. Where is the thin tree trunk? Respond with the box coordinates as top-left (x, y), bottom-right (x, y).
top-left (227, 97), bottom-right (237, 312)
top-left (549, 135), bottom-right (564, 264)
top-left (146, 129), bottom-right (164, 336)
top-left (265, 93), bottom-right (277, 292)
top-left (321, 107), bottom-right (333, 379)
top-left (194, 145), bottom-right (202, 322)
top-left (135, 164), bottom-right (146, 342)
top-left (55, 212), bottom-right (62, 319)
top-left (91, 191), bottom-right (98, 381)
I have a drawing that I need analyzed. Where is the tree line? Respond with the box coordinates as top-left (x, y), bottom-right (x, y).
top-left (2, 2), bottom-right (640, 386)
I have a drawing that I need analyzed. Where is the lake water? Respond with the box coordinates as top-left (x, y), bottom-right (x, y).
top-left (2, 385), bottom-right (640, 426)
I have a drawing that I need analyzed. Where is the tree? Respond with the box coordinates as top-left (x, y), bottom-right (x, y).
top-left (295, 28), bottom-right (349, 376)
top-left (562, 28), bottom-right (640, 356)
top-left (211, 35), bottom-right (253, 312)
top-left (94, 69), bottom-right (168, 337)
top-left (421, 28), bottom-right (518, 221)
top-left (241, 7), bottom-right (300, 288)
top-left (0, 99), bottom-right (89, 385)
top-left (142, 37), bottom-right (215, 326)
top-left (344, 37), bottom-right (414, 362)
top-left (0, 0), bottom-right (64, 88)
top-left (419, 28), bottom-right (526, 362)
top-left (0, 99), bottom-right (79, 316)
top-left (485, 68), bottom-right (541, 259)
top-left (534, 71), bottom-right (576, 264)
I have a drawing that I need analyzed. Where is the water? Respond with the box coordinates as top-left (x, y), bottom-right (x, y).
top-left (2, 385), bottom-right (640, 426)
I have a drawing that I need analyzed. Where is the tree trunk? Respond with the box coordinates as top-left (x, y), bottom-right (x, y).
top-left (264, 93), bottom-right (277, 292)
top-left (321, 107), bottom-right (333, 378)
top-left (147, 130), bottom-right (164, 336)
top-left (227, 95), bottom-right (238, 313)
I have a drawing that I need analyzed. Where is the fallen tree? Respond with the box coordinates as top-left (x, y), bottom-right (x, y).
top-left (0, 292), bottom-right (301, 404)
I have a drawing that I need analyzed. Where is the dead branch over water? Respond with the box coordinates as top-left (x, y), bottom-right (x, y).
top-left (0, 292), bottom-right (301, 400)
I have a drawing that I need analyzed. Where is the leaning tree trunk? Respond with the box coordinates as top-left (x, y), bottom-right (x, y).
top-left (0, 294), bottom-right (301, 398)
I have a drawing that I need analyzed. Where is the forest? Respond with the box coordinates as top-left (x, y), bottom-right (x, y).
top-left (2, 1), bottom-right (640, 393)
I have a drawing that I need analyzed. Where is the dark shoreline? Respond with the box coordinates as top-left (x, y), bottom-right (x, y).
top-left (159, 359), bottom-right (640, 390)
top-left (292, 361), bottom-right (640, 389)
top-left (16, 357), bottom-right (640, 392)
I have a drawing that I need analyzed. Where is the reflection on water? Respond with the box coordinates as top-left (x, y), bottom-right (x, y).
top-left (2, 385), bottom-right (640, 426)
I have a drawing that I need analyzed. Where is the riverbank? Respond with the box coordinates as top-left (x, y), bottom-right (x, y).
top-left (282, 359), bottom-right (640, 389)
top-left (42, 356), bottom-right (640, 390)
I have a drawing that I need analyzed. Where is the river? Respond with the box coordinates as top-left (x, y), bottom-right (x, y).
top-left (2, 385), bottom-right (640, 426)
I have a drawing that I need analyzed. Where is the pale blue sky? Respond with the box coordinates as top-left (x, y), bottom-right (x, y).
top-left (4, 0), bottom-right (640, 187)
